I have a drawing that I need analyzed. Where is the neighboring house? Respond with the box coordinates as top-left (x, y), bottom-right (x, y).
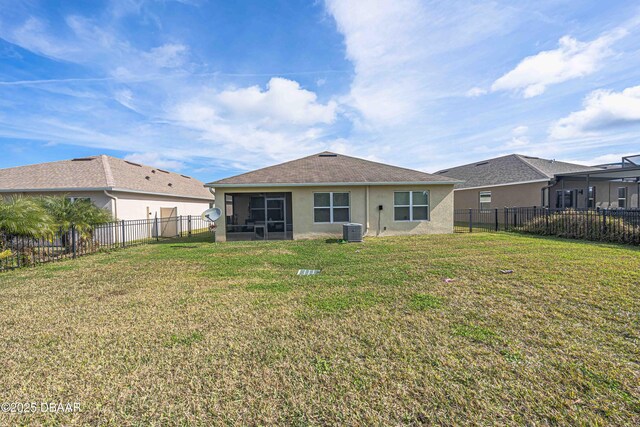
top-left (206, 152), bottom-right (460, 241)
top-left (0, 155), bottom-right (214, 221)
top-left (435, 154), bottom-right (600, 210)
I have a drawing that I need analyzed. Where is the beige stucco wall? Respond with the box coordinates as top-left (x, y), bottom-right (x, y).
top-left (214, 184), bottom-right (454, 241)
top-left (453, 181), bottom-right (548, 210)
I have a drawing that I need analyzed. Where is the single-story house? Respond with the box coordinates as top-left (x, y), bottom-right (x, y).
top-left (206, 151), bottom-right (460, 241)
top-left (0, 155), bottom-right (214, 221)
top-left (435, 154), bottom-right (600, 210)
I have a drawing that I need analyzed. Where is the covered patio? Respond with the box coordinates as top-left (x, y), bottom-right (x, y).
top-left (552, 158), bottom-right (640, 210)
top-left (224, 192), bottom-right (293, 241)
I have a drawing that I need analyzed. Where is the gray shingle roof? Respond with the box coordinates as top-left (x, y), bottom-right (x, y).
top-left (208, 152), bottom-right (461, 186)
top-left (435, 154), bottom-right (601, 189)
top-left (0, 155), bottom-right (213, 200)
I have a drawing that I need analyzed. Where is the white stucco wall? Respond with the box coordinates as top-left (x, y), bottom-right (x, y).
top-left (1, 190), bottom-right (213, 221)
top-left (111, 191), bottom-right (213, 221)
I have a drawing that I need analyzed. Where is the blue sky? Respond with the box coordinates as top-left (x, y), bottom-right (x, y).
top-left (1, 0), bottom-right (640, 182)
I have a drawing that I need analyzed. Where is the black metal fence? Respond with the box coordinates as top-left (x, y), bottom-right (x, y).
top-left (0, 215), bottom-right (214, 271)
top-left (455, 207), bottom-right (640, 245)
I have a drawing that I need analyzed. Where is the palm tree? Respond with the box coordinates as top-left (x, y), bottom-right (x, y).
top-left (38, 196), bottom-right (113, 243)
top-left (0, 196), bottom-right (53, 241)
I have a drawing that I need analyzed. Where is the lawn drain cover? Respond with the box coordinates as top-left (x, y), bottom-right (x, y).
top-left (297, 269), bottom-right (321, 276)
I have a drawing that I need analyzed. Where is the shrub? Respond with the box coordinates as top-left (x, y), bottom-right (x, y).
top-left (520, 209), bottom-right (640, 244)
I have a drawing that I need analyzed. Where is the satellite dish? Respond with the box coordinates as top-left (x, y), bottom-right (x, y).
top-left (202, 207), bottom-right (222, 222)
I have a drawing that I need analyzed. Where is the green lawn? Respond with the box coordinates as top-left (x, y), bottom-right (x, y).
top-left (1, 233), bottom-right (639, 425)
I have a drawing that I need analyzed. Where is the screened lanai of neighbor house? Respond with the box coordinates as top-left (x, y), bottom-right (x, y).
top-left (551, 155), bottom-right (640, 210)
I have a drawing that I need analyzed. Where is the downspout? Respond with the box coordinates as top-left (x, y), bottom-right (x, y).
top-left (365, 186), bottom-right (370, 236)
top-left (541, 179), bottom-right (555, 208)
top-left (103, 190), bottom-right (119, 244)
top-left (103, 190), bottom-right (118, 220)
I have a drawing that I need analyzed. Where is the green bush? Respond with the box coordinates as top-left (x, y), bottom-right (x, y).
top-left (520, 209), bottom-right (639, 244)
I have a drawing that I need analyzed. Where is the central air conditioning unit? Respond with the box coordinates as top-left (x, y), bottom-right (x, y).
top-left (343, 223), bottom-right (363, 242)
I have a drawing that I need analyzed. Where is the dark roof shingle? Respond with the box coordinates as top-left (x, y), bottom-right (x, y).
top-left (209, 152), bottom-right (460, 186)
top-left (435, 154), bottom-right (601, 189)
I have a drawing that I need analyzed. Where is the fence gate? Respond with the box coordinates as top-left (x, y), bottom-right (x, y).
top-left (160, 207), bottom-right (178, 237)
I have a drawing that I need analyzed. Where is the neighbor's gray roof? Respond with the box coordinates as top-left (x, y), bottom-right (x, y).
top-left (435, 154), bottom-right (601, 189)
top-left (208, 152), bottom-right (461, 187)
top-left (0, 155), bottom-right (213, 200)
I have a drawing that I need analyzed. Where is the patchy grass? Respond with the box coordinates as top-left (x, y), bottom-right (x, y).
top-left (0, 233), bottom-right (639, 425)
top-left (409, 293), bottom-right (443, 310)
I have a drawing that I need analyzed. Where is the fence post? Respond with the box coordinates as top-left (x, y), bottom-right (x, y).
top-left (177, 215), bottom-right (181, 237)
top-left (602, 209), bottom-right (607, 234)
top-left (494, 208), bottom-right (499, 232)
top-left (71, 225), bottom-right (76, 259)
top-left (545, 208), bottom-right (549, 234)
top-left (121, 220), bottom-right (126, 248)
top-left (188, 215), bottom-right (192, 237)
top-left (155, 215), bottom-right (159, 242)
top-left (504, 208), bottom-right (509, 231)
top-left (468, 209), bottom-right (473, 233)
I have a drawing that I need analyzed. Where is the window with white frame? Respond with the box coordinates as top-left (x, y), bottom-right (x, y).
top-left (479, 191), bottom-right (491, 210)
top-left (394, 191), bottom-right (429, 221)
top-left (618, 187), bottom-right (627, 209)
top-left (66, 197), bottom-right (91, 203)
top-left (313, 192), bottom-right (350, 223)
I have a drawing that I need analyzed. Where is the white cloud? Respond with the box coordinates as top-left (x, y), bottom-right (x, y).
top-left (166, 78), bottom-right (338, 167)
top-left (114, 89), bottom-right (135, 110)
top-left (512, 125), bottom-right (528, 135)
top-left (217, 78), bottom-right (337, 126)
top-left (466, 87), bottom-right (487, 97)
top-left (143, 43), bottom-right (188, 68)
top-left (505, 136), bottom-right (530, 149)
top-left (550, 85), bottom-right (640, 138)
top-left (124, 152), bottom-right (185, 170)
top-left (325, 0), bottom-right (513, 127)
top-left (491, 31), bottom-right (626, 98)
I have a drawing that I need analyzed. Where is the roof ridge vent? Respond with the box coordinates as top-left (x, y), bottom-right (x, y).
top-left (475, 162), bottom-right (489, 166)
top-left (180, 174), bottom-right (191, 179)
top-left (157, 169), bottom-right (170, 174)
top-left (125, 160), bottom-right (142, 167)
top-left (319, 153), bottom-right (338, 157)
top-left (72, 157), bottom-right (95, 161)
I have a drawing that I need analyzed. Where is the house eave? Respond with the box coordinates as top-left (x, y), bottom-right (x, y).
top-left (0, 187), bottom-right (213, 201)
top-left (454, 179), bottom-right (550, 191)
top-left (206, 181), bottom-right (460, 188)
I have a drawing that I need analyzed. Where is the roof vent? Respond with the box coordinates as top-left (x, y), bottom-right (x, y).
top-left (125, 161), bottom-right (142, 167)
top-left (319, 153), bottom-right (337, 157)
top-left (145, 176), bottom-right (150, 180)
top-left (168, 183), bottom-right (173, 187)
top-left (157, 169), bottom-right (170, 174)
top-left (151, 170), bottom-right (156, 173)
top-left (475, 162), bottom-right (489, 166)
top-left (72, 157), bottom-right (94, 161)
top-left (180, 174), bottom-right (191, 179)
